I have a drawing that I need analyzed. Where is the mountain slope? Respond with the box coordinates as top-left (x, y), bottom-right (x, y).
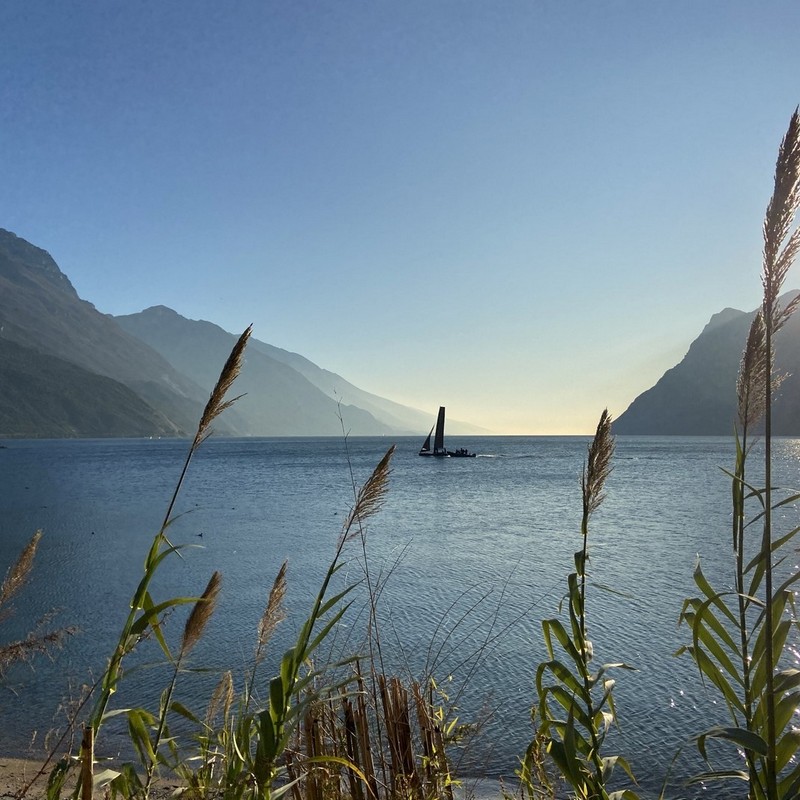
top-left (0, 229), bottom-right (214, 434)
top-left (0, 228), bottom-right (481, 438)
top-left (0, 338), bottom-right (182, 438)
top-left (616, 294), bottom-right (800, 435)
top-left (247, 339), bottom-right (486, 435)
top-left (115, 306), bottom-right (397, 436)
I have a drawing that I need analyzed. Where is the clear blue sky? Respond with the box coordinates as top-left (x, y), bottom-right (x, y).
top-left (2, 1), bottom-right (799, 433)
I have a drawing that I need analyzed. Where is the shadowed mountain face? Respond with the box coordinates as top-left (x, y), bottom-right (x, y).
top-left (0, 229), bottom-right (211, 434)
top-left (0, 227), bottom-right (473, 438)
top-left (615, 294), bottom-right (800, 435)
top-left (114, 306), bottom-right (400, 436)
top-left (0, 338), bottom-right (182, 438)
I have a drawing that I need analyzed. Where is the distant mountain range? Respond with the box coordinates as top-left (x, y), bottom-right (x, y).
top-left (9, 224), bottom-right (798, 439)
top-left (0, 228), bottom-right (479, 438)
top-left (115, 305), bottom-right (462, 437)
top-left (616, 295), bottom-right (800, 435)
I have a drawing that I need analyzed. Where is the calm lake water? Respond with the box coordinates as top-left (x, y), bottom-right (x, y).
top-left (2, 434), bottom-right (800, 799)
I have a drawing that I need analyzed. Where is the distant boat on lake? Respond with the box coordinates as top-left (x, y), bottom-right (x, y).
top-left (418, 406), bottom-right (476, 458)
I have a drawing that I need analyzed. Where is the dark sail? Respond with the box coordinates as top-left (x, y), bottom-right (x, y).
top-left (419, 426), bottom-right (434, 454)
top-left (433, 406), bottom-right (446, 454)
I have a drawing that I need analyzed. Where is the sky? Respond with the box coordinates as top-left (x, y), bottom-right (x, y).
top-left (2, 1), bottom-right (800, 434)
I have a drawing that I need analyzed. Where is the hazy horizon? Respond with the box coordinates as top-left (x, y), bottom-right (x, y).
top-left (3, 2), bottom-right (800, 433)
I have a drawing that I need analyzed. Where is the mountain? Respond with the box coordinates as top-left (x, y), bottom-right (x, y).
top-left (0, 227), bottom-right (479, 438)
top-left (615, 294), bottom-right (800, 435)
top-left (114, 306), bottom-right (400, 436)
top-left (0, 229), bottom-right (215, 435)
top-left (0, 338), bottom-right (182, 438)
top-left (116, 305), bottom-right (485, 436)
top-left (247, 339), bottom-right (486, 435)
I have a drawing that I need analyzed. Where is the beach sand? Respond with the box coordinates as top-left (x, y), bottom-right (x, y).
top-left (0, 758), bottom-right (49, 799)
top-left (0, 757), bottom-right (506, 799)
top-left (0, 757), bottom-right (183, 799)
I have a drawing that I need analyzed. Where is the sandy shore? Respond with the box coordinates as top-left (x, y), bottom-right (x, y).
top-left (0, 758), bottom-right (49, 799)
top-left (0, 757), bottom-right (183, 799)
top-left (0, 757), bottom-right (506, 799)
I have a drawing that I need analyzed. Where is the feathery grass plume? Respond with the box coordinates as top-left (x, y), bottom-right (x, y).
top-left (0, 530), bottom-right (41, 611)
top-left (205, 669), bottom-right (235, 728)
top-left (737, 310), bottom-right (769, 430)
top-left (240, 562), bottom-right (289, 720)
top-left (736, 309), bottom-right (788, 432)
top-left (0, 627), bottom-right (71, 674)
top-left (581, 409), bottom-right (614, 518)
top-left (0, 531), bottom-right (72, 676)
top-left (143, 572), bottom-right (223, 799)
top-left (762, 108), bottom-right (800, 326)
top-left (256, 561), bottom-right (288, 661)
top-left (182, 570), bottom-right (222, 656)
top-left (761, 108), bottom-right (800, 800)
top-left (339, 444), bottom-right (395, 547)
top-left (194, 324), bottom-right (253, 447)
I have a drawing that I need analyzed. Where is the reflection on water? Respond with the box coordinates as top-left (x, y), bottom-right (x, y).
top-left (1, 435), bottom-right (798, 799)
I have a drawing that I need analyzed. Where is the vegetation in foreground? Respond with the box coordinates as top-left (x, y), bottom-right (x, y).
top-left (3, 109), bottom-right (800, 799)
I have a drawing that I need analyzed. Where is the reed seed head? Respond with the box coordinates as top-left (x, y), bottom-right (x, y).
top-left (738, 310), bottom-right (769, 430)
top-left (0, 627), bottom-right (72, 673)
top-left (581, 410), bottom-right (614, 518)
top-left (194, 325), bottom-right (252, 447)
top-left (762, 108), bottom-right (800, 326)
top-left (182, 571), bottom-right (222, 656)
top-left (0, 530), bottom-right (41, 609)
top-left (340, 445), bottom-right (395, 547)
top-left (205, 670), bottom-right (234, 727)
top-left (256, 560), bottom-right (288, 660)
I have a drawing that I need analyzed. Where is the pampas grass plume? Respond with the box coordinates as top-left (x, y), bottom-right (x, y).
top-left (256, 560), bottom-right (288, 662)
top-left (0, 530), bottom-right (41, 610)
top-left (762, 108), bottom-right (800, 327)
top-left (182, 571), bottom-right (222, 656)
top-left (194, 325), bottom-right (253, 446)
top-left (582, 410), bottom-right (614, 518)
top-left (340, 445), bottom-right (395, 546)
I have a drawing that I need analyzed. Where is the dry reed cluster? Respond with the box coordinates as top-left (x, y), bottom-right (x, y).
top-left (0, 531), bottom-right (72, 676)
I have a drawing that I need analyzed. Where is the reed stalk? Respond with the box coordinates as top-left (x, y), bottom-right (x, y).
top-left (87, 325), bottom-right (251, 739)
top-left (142, 571), bottom-right (222, 798)
top-left (759, 109), bottom-right (800, 800)
top-left (531, 410), bottom-right (638, 800)
top-left (679, 108), bottom-right (800, 800)
top-left (32, 326), bottom-right (253, 799)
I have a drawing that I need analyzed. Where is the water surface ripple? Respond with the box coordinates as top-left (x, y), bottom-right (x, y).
top-left (2, 435), bottom-right (798, 799)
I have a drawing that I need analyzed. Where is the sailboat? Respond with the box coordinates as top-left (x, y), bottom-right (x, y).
top-left (418, 406), bottom-right (476, 457)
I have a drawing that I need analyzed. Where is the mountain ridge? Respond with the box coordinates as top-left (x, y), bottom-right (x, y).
top-left (114, 305), bottom-right (397, 436)
top-left (616, 293), bottom-right (800, 435)
top-left (0, 228), bottom-right (469, 438)
top-left (8, 226), bottom-right (800, 439)
top-left (0, 229), bottom-right (216, 434)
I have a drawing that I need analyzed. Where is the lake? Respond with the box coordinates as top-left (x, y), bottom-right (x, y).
top-left (2, 434), bottom-right (799, 799)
